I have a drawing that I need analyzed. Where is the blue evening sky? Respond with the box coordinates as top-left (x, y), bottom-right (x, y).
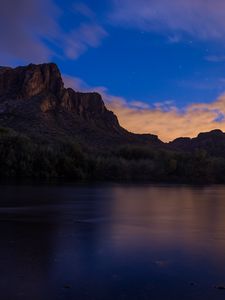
top-left (2, 0), bottom-right (225, 140)
top-left (51, 0), bottom-right (225, 108)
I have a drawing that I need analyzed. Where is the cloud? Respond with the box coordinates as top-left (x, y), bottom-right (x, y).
top-left (63, 75), bottom-right (90, 91)
top-left (178, 78), bottom-right (225, 91)
top-left (205, 55), bottom-right (225, 62)
top-left (73, 2), bottom-right (95, 18)
top-left (0, 0), bottom-right (107, 64)
top-left (64, 23), bottom-right (107, 59)
top-left (110, 0), bottom-right (225, 41)
top-left (108, 95), bottom-right (225, 142)
top-left (64, 74), bottom-right (225, 142)
top-left (0, 0), bottom-right (58, 64)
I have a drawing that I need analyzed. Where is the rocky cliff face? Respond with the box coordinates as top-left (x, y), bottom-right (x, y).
top-left (0, 63), bottom-right (63, 99)
top-left (0, 62), bottom-right (225, 152)
top-left (0, 63), bottom-right (116, 118)
top-left (0, 63), bottom-right (162, 146)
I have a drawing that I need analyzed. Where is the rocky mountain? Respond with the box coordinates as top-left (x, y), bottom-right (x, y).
top-left (1, 63), bottom-right (225, 182)
top-left (1, 62), bottom-right (225, 156)
top-left (0, 63), bottom-right (161, 147)
top-left (169, 129), bottom-right (225, 157)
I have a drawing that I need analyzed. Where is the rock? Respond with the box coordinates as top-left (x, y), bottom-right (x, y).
top-left (0, 62), bottom-right (224, 150)
top-left (197, 129), bottom-right (224, 139)
top-left (0, 62), bottom-right (163, 147)
top-left (0, 63), bottom-right (118, 123)
top-left (0, 63), bottom-right (64, 99)
top-left (169, 129), bottom-right (225, 157)
top-left (0, 63), bottom-right (121, 130)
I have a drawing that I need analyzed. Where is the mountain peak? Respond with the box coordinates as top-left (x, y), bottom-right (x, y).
top-left (0, 62), bottom-right (64, 100)
top-left (0, 62), bottom-right (133, 144)
top-left (197, 129), bottom-right (224, 139)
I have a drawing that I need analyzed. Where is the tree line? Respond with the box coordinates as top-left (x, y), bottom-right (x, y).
top-left (0, 126), bottom-right (225, 183)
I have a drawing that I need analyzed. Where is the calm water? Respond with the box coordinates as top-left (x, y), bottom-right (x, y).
top-left (1, 184), bottom-right (225, 300)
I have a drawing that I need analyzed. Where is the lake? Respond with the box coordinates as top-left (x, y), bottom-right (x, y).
top-left (1, 184), bottom-right (225, 300)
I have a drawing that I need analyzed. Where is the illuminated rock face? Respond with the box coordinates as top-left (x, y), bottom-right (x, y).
top-left (0, 63), bottom-right (123, 132)
top-left (0, 62), bottom-right (162, 146)
top-left (0, 63), bottom-right (63, 99)
top-left (0, 62), bottom-right (223, 151)
top-left (0, 63), bottom-right (116, 120)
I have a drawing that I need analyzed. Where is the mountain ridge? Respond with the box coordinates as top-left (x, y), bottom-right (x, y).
top-left (0, 62), bottom-right (162, 147)
top-left (0, 63), bottom-right (225, 182)
top-left (0, 62), bottom-right (223, 148)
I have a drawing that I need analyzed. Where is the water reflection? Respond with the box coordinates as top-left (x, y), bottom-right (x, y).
top-left (1, 185), bottom-right (225, 299)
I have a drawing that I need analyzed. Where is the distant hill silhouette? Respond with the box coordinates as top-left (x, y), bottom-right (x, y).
top-left (0, 62), bottom-right (225, 182)
top-left (169, 129), bottom-right (225, 157)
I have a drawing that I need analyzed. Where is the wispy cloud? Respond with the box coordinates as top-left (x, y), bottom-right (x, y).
top-left (64, 74), bottom-right (225, 142)
top-left (109, 95), bottom-right (225, 142)
top-left (205, 55), bottom-right (225, 62)
top-left (64, 23), bottom-right (107, 59)
top-left (178, 78), bottom-right (225, 91)
top-left (0, 0), bottom-right (107, 64)
top-left (110, 0), bottom-right (225, 42)
top-left (63, 75), bottom-right (92, 91)
top-left (0, 0), bottom-right (58, 64)
top-left (73, 2), bottom-right (95, 18)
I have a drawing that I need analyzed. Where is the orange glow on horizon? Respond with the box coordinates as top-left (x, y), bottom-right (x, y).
top-left (107, 93), bottom-right (225, 142)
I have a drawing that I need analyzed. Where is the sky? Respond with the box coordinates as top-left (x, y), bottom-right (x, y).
top-left (1, 0), bottom-right (225, 141)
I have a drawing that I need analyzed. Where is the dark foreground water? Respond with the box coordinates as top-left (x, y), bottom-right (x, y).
top-left (1, 185), bottom-right (225, 300)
